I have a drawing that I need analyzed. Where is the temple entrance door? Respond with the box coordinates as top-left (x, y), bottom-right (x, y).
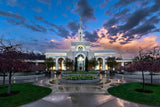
top-left (77, 54), bottom-right (85, 71)
top-left (58, 58), bottom-right (64, 70)
top-left (97, 58), bottom-right (103, 71)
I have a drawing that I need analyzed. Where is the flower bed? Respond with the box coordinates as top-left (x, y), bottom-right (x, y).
top-left (60, 75), bottom-right (100, 83)
top-left (61, 71), bottom-right (99, 77)
top-left (63, 71), bottom-right (97, 74)
top-left (63, 75), bottom-right (98, 80)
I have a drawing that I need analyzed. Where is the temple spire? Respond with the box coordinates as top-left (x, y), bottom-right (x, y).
top-left (78, 17), bottom-right (83, 42)
top-left (80, 17), bottom-right (81, 29)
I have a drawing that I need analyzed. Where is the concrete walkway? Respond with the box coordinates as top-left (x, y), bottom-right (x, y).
top-left (21, 77), bottom-right (156, 107)
top-left (21, 93), bottom-right (155, 107)
top-left (8, 73), bottom-right (158, 107)
top-left (0, 74), bottom-right (45, 80)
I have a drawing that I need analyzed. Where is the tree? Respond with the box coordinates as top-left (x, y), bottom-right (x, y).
top-left (85, 57), bottom-right (88, 71)
top-left (145, 47), bottom-right (160, 85)
top-left (0, 57), bottom-right (9, 88)
top-left (63, 57), bottom-right (73, 70)
top-left (88, 57), bottom-right (98, 70)
top-left (132, 48), bottom-right (150, 91)
top-left (2, 51), bottom-right (26, 94)
top-left (75, 57), bottom-right (77, 71)
top-left (45, 57), bottom-right (55, 71)
top-left (0, 38), bottom-right (22, 94)
top-left (106, 57), bottom-right (117, 70)
top-left (116, 57), bottom-right (123, 60)
top-left (133, 47), bottom-right (160, 85)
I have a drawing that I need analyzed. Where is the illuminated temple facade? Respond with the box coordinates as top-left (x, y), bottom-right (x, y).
top-left (45, 23), bottom-right (131, 71)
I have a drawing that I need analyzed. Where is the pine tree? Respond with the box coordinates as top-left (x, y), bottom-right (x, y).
top-left (85, 57), bottom-right (88, 71)
top-left (75, 57), bottom-right (77, 71)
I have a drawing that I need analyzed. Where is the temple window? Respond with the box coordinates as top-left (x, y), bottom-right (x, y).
top-left (78, 46), bottom-right (83, 51)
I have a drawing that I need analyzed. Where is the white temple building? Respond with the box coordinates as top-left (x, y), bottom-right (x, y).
top-left (45, 21), bottom-right (131, 71)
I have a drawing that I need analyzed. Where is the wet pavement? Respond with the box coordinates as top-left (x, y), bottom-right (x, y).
top-left (8, 73), bottom-right (156, 107)
top-left (21, 93), bottom-right (154, 107)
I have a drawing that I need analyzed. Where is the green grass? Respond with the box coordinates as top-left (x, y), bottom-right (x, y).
top-left (108, 82), bottom-right (160, 106)
top-left (0, 84), bottom-right (52, 107)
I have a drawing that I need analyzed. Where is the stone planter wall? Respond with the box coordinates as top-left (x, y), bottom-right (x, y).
top-left (61, 71), bottom-right (100, 77)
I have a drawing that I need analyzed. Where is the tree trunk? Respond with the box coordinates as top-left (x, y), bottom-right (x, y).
top-left (142, 71), bottom-right (145, 91)
top-left (8, 70), bottom-right (12, 94)
top-left (3, 72), bottom-right (6, 88)
top-left (151, 71), bottom-right (153, 85)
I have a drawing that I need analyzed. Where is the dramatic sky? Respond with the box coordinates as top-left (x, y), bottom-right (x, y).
top-left (0, 0), bottom-right (160, 58)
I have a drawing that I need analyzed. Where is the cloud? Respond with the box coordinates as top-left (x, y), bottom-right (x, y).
top-left (37, 0), bottom-right (51, 5)
top-left (62, 13), bottom-right (69, 18)
top-left (66, 20), bottom-right (79, 36)
top-left (147, 16), bottom-right (160, 24)
top-left (150, 0), bottom-right (160, 12)
top-left (6, 0), bottom-right (25, 9)
top-left (24, 24), bottom-right (47, 33)
top-left (66, 5), bottom-right (71, 10)
top-left (114, 0), bottom-right (138, 6)
top-left (49, 36), bottom-right (78, 49)
top-left (7, 19), bottom-right (47, 33)
top-left (122, 24), bottom-right (156, 40)
top-left (32, 7), bottom-right (42, 13)
top-left (73, 0), bottom-right (96, 23)
top-left (43, 20), bottom-right (57, 27)
top-left (46, 27), bottom-right (159, 59)
top-left (0, 9), bottom-right (26, 21)
top-left (0, 10), bottom-right (49, 33)
top-left (99, 0), bottom-right (109, 8)
top-left (91, 28), bottom-right (159, 58)
top-left (84, 30), bottom-right (99, 42)
top-left (49, 28), bottom-right (56, 32)
top-left (114, 8), bottom-right (129, 20)
top-left (55, 25), bottom-right (70, 38)
top-left (6, 0), bottom-right (17, 6)
top-left (34, 16), bottom-right (44, 21)
top-left (119, 8), bottom-right (149, 31)
top-left (38, 19), bottom-right (75, 38)
top-left (102, 0), bottom-right (160, 44)
top-left (33, 15), bottom-right (72, 38)
top-left (6, 19), bottom-right (21, 25)
top-left (103, 18), bottom-right (118, 28)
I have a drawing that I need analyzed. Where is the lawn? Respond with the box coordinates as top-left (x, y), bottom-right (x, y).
top-left (108, 82), bottom-right (160, 106)
top-left (0, 84), bottom-right (52, 107)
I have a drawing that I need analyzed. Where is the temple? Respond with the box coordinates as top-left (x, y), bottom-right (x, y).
top-left (45, 19), bottom-right (131, 71)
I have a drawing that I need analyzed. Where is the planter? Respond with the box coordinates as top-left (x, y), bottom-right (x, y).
top-left (61, 71), bottom-right (99, 77)
top-left (60, 77), bottom-right (101, 84)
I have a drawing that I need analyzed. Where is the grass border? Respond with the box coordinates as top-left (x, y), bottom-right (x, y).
top-left (0, 83), bottom-right (52, 107)
top-left (108, 82), bottom-right (160, 106)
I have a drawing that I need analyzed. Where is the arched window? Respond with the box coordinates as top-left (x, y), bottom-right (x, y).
top-left (78, 46), bottom-right (83, 51)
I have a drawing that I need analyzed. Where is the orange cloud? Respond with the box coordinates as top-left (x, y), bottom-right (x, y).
top-left (49, 28), bottom-right (159, 59)
top-left (50, 39), bottom-right (55, 42)
top-left (49, 36), bottom-right (78, 49)
top-left (91, 28), bottom-right (159, 58)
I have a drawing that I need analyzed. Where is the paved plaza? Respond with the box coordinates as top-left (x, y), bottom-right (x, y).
top-left (2, 73), bottom-right (154, 107)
